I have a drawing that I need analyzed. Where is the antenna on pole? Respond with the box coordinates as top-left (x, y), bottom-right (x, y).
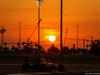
top-left (64, 28), bottom-right (68, 47)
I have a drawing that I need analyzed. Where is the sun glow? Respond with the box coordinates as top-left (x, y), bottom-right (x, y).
top-left (49, 35), bottom-right (56, 42)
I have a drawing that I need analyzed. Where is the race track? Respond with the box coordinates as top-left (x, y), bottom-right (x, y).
top-left (0, 64), bottom-right (100, 75)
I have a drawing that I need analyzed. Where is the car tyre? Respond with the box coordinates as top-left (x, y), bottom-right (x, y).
top-left (40, 64), bottom-right (47, 72)
top-left (58, 64), bottom-right (64, 72)
top-left (22, 63), bottom-right (30, 71)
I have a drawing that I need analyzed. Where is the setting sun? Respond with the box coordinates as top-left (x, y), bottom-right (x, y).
top-left (49, 35), bottom-right (56, 42)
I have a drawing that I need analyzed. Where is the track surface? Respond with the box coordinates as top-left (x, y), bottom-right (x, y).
top-left (0, 64), bottom-right (100, 75)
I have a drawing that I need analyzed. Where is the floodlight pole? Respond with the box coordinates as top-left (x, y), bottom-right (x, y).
top-left (77, 25), bottom-right (79, 49)
top-left (36, 0), bottom-right (43, 51)
top-left (60, 0), bottom-right (63, 57)
top-left (18, 22), bottom-right (22, 49)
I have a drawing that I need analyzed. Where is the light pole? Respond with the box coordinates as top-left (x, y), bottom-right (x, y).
top-left (18, 22), bottom-right (22, 49)
top-left (60, 0), bottom-right (63, 57)
top-left (36, 0), bottom-right (44, 51)
top-left (77, 25), bottom-right (79, 49)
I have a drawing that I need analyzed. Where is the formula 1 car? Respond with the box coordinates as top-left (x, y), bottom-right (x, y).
top-left (22, 58), bottom-right (65, 72)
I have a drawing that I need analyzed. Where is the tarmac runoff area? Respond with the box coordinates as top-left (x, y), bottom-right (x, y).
top-left (0, 64), bottom-right (100, 75)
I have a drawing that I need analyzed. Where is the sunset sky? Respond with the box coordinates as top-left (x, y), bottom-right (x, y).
top-left (0, 0), bottom-right (100, 50)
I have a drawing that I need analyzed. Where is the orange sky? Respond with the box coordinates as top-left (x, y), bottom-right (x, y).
top-left (0, 0), bottom-right (100, 50)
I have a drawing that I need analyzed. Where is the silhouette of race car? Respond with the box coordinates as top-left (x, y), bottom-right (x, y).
top-left (22, 58), bottom-right (65, 72)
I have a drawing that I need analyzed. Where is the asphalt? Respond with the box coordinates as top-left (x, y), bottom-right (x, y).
top-left (0, 64), bottom-right (100, 75)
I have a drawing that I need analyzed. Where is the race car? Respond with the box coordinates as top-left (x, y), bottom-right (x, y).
top-left (22, 58), bottom-right (65, 72)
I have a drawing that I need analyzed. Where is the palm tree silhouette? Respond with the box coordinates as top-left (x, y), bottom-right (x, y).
top-left (0, 26), bottom-right (6, 48)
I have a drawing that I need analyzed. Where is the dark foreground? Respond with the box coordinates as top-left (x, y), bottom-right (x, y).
top-left (0, 55), bottom-right (100, 75)
top-left (0, 64), bottom-right (100, 75)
